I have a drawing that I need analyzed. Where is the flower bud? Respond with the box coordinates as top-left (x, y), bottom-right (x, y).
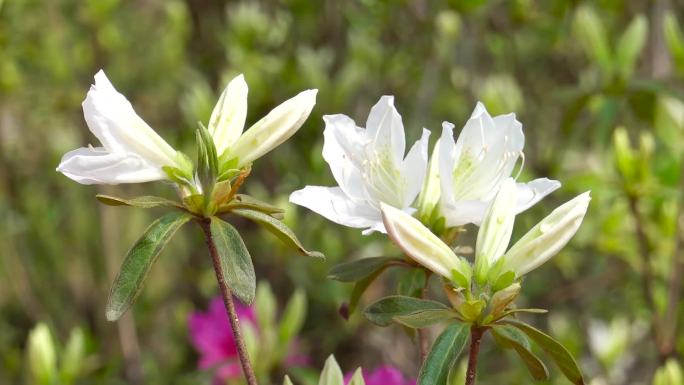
top-left (613, 127), bottom-right (636, 182)
top-left (381, 203), bottom-right (472, 287)
top-left (474, 178), bottom-right (517, 285)
top-left (457, 299), bottom-right (486, 322)
top-left (502, 192), bottom-right (591, 277)
top-left (653, 359), bottom-right (683, 385)
top-left (27, 323), bottom-right (57, 385)
top-left (232, 89), bottom-right (317, 166)
top-left (489, 282), bottom-right (521, 317)
top-left (196, 124), bottom-right (219, 197)
top-left (416, 140), bottom-right (442, 224)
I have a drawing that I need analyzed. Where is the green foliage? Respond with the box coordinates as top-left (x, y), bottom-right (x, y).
top-left (364, 295), bottom-right (453, 327)
top-left (502, 320), bottom-right (585, 385)
top-left (209, 216), bottom-right (256, 304)
top-left (106, 211), bottom-right (191, 321)
top-left (417, 322), bottom-right (469, 385)
top-left (1, 0), bottom-right (684, 383)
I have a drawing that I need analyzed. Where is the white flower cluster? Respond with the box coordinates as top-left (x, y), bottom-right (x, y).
top-left (290, 96), bottom-right (590, 284)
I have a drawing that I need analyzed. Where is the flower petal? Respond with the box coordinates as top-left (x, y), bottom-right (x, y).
top-left (515, 178), bottom-right (561, 214)
top-left (322, 114), bottom-right (368, 201)
top-left (381, 202), bottom-right (471, 283)
top-left (57, 147), bottom-right (165, 184)
top-left (366, 96), bottom-right (406, 166)
top-left (289, 186), bottom-right (380, 229)
top-left (401, 128), bottom-right (431, 207)
top-left (474, 178), bottom-right (517, 283)
top-left (82, 70), bottom-right (178, 168)
top-left (209, 74), bottom-right (248, 155)
top-left (503, 192), bottom-right (591, 276)
top-left (232, 89), bottom-right (317, 166)
top-left (416, 138), bottom-right (441, 219)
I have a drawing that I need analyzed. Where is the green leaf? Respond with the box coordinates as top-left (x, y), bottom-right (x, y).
top-left (347, 265), bottom-right (390, 316)
top-left (616, 14), bottom-right (648, 79)
top-left (219, 194), bottom-right (285, 217)
top-left (106, 212), bottom-right (191, 321)
top-left (96, 194), bottom-right (185, 210)
top-left (503, 320), bottom-right (585, 385)
top-left (573, 5), bottom-right (613, 75)
top-left (278, 288), bottom-right (307, 345)
top-left (417, 322), bottom-right (469, 385)
top-left (396, 267), bottom-right (427, 297)
top-left (364, 295), bottom-right (449, 327)
top-left (210, 217), bottom-right (257, 304)
top-left (393, 309), bottom-right (459, 328)
top-left (328, 256), bottom-right (402, 282)
top-left (664, 11), bottom-right (684, 74)
top-left (492, 325), bottom-right (549, 381)
top-left (493, 308), bottom-right (548, 322)
top-left (231, 208), bottom-right (324, 258)
top-left (318, 355), bottom-right (344, 385)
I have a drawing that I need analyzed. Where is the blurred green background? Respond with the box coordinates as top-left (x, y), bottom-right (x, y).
top-left (1, 0), bottom-right (684, 384)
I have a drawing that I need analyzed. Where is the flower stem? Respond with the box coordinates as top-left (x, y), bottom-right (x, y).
top-left (199, 219), bottom-right (258, 385)
top-left (465, 326), bottom-right (484, 385)
top-left (418, 269), bottom-right (432, 362)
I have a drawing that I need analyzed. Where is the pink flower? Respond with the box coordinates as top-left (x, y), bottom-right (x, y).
top-left (188, 296), bottom-right (310, 383)
top-left (188, 297), bottom-right (256, 382)
top-left (344, 365), bottom-right (416, 385)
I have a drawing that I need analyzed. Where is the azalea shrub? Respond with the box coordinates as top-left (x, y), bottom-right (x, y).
top-left (2, 1), bottom-right (684, 385)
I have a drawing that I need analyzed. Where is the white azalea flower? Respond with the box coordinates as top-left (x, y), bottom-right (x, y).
top-left (439, 102), bottom-right (561, 227)
top-left (57, 70), bottom-right (184, 184)
top-left (289, 96), bottom-right (430, 234)
top-left (208, 74), bottom-right (318, 167)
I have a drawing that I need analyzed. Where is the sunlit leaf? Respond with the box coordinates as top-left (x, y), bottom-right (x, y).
top-left (231, 208), bottom-right (324, 258)
top-left (96, 194), bottom-right (185, 210)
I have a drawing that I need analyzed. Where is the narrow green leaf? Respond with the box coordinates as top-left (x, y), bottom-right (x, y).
top-left (106, 212), bottom-right (191, 321)
top-left (347, 265), bottom-right (390, 316)
top-left (278, 289), bottom-right (307, 345)
top-left (96, 194), bottom-right (185, 210)
top-left (396, 267), bottom-right (427, 297)
top-left (219, 194), bottom-right (285, 216)
top-left (318, 355), bottom-right (344, 385)
top-left (615, 14), bottom-right (648, 79)
top-left (328, 256), bottom-right (402, 282)
top-left (364, 295), bottom-right (449, 327)
top-left (393, 309), bottom-right (459, 328)
top-left (210, 217), bottom-right (257, 304)
top-left (503, 320), bottom-right (585, 385)
top-left (492, 308), bottom-right (548, 322)
top-left (231, 208), bottom-right (324, 258)
top-left (664, 12), bottom-right (684, 73)
top-left (417, 322), bottom-right (469, 385)
top-left (492, 325), bottom-right (549, 381)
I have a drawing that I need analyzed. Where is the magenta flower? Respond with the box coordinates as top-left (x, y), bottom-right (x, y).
top-left (188, 297), bottom-right (256, 382)
top-left (344, 365), bottom-right (416, 385)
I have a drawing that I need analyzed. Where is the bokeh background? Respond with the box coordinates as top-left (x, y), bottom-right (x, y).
top-left (1, 0), bottom-right (684, 384)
